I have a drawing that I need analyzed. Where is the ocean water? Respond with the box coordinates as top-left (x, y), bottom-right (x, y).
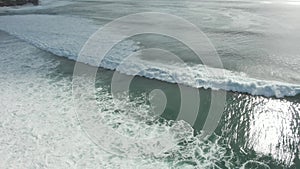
top-left (0, 0), bottom-right (299, 168)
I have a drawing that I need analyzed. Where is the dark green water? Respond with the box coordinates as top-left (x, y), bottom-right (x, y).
top-left (92, 67), bottom-right (300, 168)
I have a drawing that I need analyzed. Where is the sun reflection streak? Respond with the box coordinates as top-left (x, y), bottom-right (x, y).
top-left (221, 94), bottom-right (300, 167)
top-left (248, 98), bottom-right (300, 165)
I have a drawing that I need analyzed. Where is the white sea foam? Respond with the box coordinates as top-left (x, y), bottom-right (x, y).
top-left (117, 55), bottom-right (300, 97)
top-left (0, 14), bottom-right (299, 98)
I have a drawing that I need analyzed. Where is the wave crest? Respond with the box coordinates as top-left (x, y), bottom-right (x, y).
top-left (0, 14), bottom-right (299, 98)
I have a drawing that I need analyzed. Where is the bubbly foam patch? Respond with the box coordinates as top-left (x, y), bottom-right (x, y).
top-left (61, 83), bottom-right (242, 168)
top-left (0, 14), bottom-right (299, 99)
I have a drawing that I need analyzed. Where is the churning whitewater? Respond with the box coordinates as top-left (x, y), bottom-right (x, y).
top-left (0, 14), bottom-right (299, 98)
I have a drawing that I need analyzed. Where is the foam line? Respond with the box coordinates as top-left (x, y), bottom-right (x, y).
top-left (0, 14), bottom-right (299, 98)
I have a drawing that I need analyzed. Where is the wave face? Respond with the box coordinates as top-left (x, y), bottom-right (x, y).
top-left (0, 14), bottom-right (299, 98)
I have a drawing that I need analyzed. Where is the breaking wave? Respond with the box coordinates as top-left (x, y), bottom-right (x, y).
top-left (0, 14), bottom-right (299, 98)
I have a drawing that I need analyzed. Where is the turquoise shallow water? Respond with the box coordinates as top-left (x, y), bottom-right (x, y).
top-left (0, 0), bottom-right (300, 168)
